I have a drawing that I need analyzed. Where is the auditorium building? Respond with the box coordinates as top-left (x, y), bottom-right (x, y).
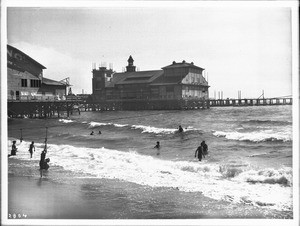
top-left (7, 45), bottom-right (67, 101)
top-left (91, 56), bottom-right (210, 110)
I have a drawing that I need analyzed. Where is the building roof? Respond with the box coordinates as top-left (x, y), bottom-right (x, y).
top-left (42, 77), bottom-right (66, 86)
top-left (151, 75), bottom-right (183, 85)
top-left (111, 70), bottom-right (164, 85)
top-left (7, 45), bottom-right (47, 69)
top-left (162, 61), bottom-right (204, 70)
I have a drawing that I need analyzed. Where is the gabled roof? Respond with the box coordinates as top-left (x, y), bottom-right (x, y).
top-left (7, 45), bottom-right (46, 69)
top-left (112, 70), bottom-right (164, 85)
top-left (42, 77), bottom-right (66, 86)
top-left (151, 75), bottom-right (183, 85)
top-left (162, 61), bottom-right (204, 70)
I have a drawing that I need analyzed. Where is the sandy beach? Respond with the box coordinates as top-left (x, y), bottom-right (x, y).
top-left (7, 157), bottom-right (293, 220)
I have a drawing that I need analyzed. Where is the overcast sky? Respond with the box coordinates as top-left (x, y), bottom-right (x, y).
top-left (7, 3), bottom-right (293, 98)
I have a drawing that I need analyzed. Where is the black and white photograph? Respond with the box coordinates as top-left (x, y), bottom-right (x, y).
top-left (1, 0), bottom-right (299, 225)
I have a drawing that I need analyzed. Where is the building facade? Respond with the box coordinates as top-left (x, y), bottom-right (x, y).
top-left (7, 45), bottom-right (67, 101)
top-left (92, 56), bottom-right (209, 102)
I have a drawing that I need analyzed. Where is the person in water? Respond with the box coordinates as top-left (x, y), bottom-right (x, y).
top-left (90, 131), bottom-right (94, 135)
top-left (178, 125), bottom-right (184, 133)
top-left (99, 131), bottom-right (102, 134)
top-left (154, 141), bottom-right (160, 155)
top-left (195, 144), bottom-right (203, 161)
top-left (201, 141), bottom-right (208, 156)
top-left (9, 140), bottom-right (18, 157)
top-left (28, 141), bottom-right (35, 158)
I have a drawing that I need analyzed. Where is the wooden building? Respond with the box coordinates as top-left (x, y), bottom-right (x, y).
top-left (92, 56), bottom-right (209, 108)
top-left (7, 45), bottom-right (67, 101)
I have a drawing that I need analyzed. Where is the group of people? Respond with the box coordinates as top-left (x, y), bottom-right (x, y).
top-left (154, 125), bottom-right (209, 161)
top-left (195, 141), bottom-right (208, 161)
top-left (9, 140), bottom-right (50, 177)
top-left (90, 131), bottom-right (101, 135)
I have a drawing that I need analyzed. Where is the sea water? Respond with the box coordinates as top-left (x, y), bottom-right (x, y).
top-left (7, 105), bottom-right (293, 218)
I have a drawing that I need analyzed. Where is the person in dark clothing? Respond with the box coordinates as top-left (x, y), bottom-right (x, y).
top-left (90, 131), bottom-right (94, 135)
top-left (99, 131), bottom-right (102, 134)
top-left (28, 141), bottom-right (35, 158)
top-left (40, 143), bottom-right (50, 177)
top-left (201, 141), bottom-right (208, 156)
top-left (178, 125), bottom-right (184, 133)
top-left (11, 140), bottom-right (17, 155)
top-left (154, 141), bottom-right (160, 155)
top-left (8, 141), bottom-right (18, 157)
top-left (195, 145), bottom-right (203, 161)
top-left (39, 149), bottom-right (47, 170)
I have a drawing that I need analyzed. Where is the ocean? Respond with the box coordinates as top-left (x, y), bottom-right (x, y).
top-left (7, 105), bottom-right (293, 219)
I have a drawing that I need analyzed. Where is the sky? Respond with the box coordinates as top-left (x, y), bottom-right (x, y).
top-left (6, 3), bottom-right (294, 98)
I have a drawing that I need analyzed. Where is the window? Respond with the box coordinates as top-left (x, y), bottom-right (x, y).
top-left (30, 79), bottom-right (41, 88)
top-left (21, 79), bottom-right (27, 87)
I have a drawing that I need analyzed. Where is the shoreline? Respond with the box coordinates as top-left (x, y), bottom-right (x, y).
top-left (6, 158), bottom-right (293, 220)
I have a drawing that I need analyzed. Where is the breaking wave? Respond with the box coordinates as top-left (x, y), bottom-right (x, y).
top-left (88, 121), bottom-right (200, 134)
top-left (58, 119), bottom-right (74, 123)
top-left (213, 130), bottom-right (292, 142)
top-left (8, 139), bottom-right (292, 211)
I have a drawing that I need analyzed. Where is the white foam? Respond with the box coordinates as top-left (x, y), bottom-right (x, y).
top-left (89, 121), bottom-right (128, 128)
top-left (58, 119), bottom-right (74, 123)
top-left (7, 139), bottom-right (292, 211)
top-left (131, 124), bottom-right (177, 134)
top-left (213, 130), bottom-right (292, 142)
top-left (89, 121), bottom-right (112, 128)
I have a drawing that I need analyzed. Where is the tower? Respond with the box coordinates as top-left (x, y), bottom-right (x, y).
top-left (126, 55), bottom-right (136, 72)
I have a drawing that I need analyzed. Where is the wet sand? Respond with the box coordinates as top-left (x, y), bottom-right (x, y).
top-left (6, 158), bottom-right (293, 221)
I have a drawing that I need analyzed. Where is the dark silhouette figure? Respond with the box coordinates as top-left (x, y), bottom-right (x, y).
top-left (8, 140), bottom-right (17, 157)
top-left (99, 131), bottom-right (102, 134)
top-left (154, 141), bottom-right (160, 155)
top-left (40, 143), bottom-right (50, 177)
top-left (201, 141), bottom-right (208, 156)
top-left (90, 131), bottom-right (94, 135)
top-left (28, 141), bottom-right (35, 158)
top-left (195, 145), bottom-right (203, 161)
top-left (178, 125), bottom-right (184, 133)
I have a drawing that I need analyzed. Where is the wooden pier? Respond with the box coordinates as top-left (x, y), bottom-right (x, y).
top-left (209, 97), bottom-right (292, 107)
top-left (7, 97), bottom-right (292, 118)
top-left (8, 100), bottom-right (80, 118)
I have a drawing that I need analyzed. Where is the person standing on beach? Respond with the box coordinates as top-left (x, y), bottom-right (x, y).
top-left (40, 144), bottom-right (47, 170)
top-left (28, 141), bottom-right (35, 158)
top-left (9, 140), bottom-right (18, 157)
top-left (195, 144), bottom-right (203, 161)
top-left (40, 142), bottom-right (50, 177)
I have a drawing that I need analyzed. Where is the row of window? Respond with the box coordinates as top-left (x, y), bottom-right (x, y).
top-left (21, 79), bottom-right (41, 88)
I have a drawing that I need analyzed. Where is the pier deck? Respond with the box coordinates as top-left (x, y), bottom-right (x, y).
top-left (7, 97), bottom-right (292, 118)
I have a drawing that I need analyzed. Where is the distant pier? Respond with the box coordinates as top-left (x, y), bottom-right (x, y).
top-left (209, 97), bottom-right (292, 107)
